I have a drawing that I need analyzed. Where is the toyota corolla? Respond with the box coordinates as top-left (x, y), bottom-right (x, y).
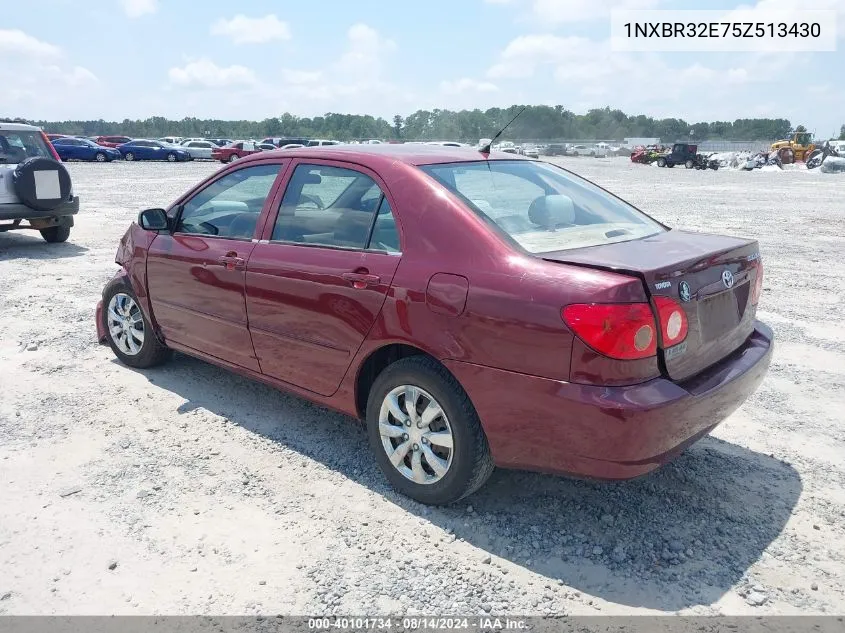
top-left (96, 145), bottom-right (773, 505)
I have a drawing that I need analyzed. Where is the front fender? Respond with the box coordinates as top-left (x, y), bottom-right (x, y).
top-left (96, 269), bottom-right (130, 343)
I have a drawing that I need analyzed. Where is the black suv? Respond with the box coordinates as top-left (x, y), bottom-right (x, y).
top-left (656, 143), bottom-right (700, 168)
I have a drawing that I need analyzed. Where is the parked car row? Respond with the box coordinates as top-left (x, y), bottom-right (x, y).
top-left (47, 134), bottom-right (348, 163)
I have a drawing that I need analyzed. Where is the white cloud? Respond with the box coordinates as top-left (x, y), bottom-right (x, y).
top-left (0, 29), bottom-right (61, 57)
top-left (488, 34), bottom-right (593, 78)
top-left (41, 65), bottom-right (99, 87)
top-left (168, 59), bottom-right (257, 88)
top-left (0, 30), bottom-right (98, 118)
top-left (335, 23), bottom-right (396, 78)
top-left (121, 0), bottom-right (158, 18)
top-left (440, 78), bottom-right (499, 94)
top-left (483, 31), bottom-right (811, 127)
top-left (166, 22), bottom-right (404, 116)
top-left (504, 0), bottom-right (660, 24)
top-left (534, 0), bottom-right (658, 23)
top-left (210, 14), bottom-right (291, 44)
top-left (280, 69), bottom-right (323, 85)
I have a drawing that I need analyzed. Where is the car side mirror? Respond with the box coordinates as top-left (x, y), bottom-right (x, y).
top-left (138, 208), bottom-right (169, 231)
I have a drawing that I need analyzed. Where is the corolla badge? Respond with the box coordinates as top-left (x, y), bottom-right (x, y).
top-left (679, 281), bottom-right (691, 302)
top-left (722, 270), bottom-right (734, 289)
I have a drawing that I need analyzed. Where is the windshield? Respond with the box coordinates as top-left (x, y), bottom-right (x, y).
top-left (420, 160), bottom-right (665, 254)
top-left (0, 130), bottom-right (53, 163)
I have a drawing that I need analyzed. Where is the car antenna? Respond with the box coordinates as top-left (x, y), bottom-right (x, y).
top-left (479, 106), bottom-right (526, 155)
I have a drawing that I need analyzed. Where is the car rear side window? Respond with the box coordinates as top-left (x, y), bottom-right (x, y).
top-left (0, 130), bottom-right (52, 163)
top-left (421, 160), bottom-right (664, 253)
top-left (271, 164), bottom-right (395, 251)
top-left (175, 164), bottom-right (281, 240)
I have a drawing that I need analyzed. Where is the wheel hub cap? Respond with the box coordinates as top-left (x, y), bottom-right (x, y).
top-left (106, 293), bottom-right (145, 356)
top-left (378, 385), bottom-right (454, 485)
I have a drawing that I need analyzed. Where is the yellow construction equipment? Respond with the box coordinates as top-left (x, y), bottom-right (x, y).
top-left (771, 132), bottom-right (815, 162)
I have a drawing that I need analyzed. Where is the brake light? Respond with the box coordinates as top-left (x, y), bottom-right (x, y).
top-left (751, 259), bottom-right (764, 305)
top-left (562, 303), bottom-right (657, 360)
top-left (41, 131), bottom-right (62, 161)
top-left (654, 296), bottom-right (689, 346)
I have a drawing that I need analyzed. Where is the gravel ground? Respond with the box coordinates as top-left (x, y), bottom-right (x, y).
top-left (0, 157), bottom-right (843, 616)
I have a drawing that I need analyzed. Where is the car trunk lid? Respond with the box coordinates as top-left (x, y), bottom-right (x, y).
top-left (543, 229), bottom-right (760, 382)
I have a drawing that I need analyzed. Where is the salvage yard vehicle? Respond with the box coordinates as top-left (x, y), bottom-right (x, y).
top-left (52, 137), bottom-right (122, 162)
top-left (179, 140), bottom-right (218, 160)
top-left (96, 144), bottom-right (772, 505)
top-left (1, 120), bottom-right (79, 243)
top-left (656, 143), bottom-right (699, 168)
top-left (771, 131), bottom-right (815, 162)
top-left (118, 140), bottom-right (192, 162)
top-left (211, 140), bottom-right (261, 163)
top-left (630, 145), bottom-right (664, 164)
top-left (96, 135), bottom-right (133, 148)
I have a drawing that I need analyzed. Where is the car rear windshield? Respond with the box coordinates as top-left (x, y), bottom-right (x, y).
top-left (420, 160), bottom-right (665, 254)
top-left (0, 130), bottom-right (53, 163)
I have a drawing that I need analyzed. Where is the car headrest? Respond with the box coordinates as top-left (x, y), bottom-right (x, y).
top-left (528, 195), bottom-right (575, 229)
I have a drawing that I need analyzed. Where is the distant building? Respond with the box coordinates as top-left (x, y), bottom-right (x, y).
top-left (624, 137), bottom-right (660, 146)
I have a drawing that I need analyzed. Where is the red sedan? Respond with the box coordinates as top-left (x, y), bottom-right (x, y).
top-left (95, 135), bottom-right (133, 148)
top-left (211, 140), bottom-right (262, 163)
top-left (96, 145), bottom-right (772, 505)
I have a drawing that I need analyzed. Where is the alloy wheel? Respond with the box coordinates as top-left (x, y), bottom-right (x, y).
top-left (378, 385), bottom-right (454, 485)
top-left (107, 293), bottom-right (145, 356)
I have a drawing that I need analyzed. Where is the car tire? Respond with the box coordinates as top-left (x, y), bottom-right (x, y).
top-left (365, 356), bottom-right (494, 505)
top-left (167, 152), bottom-right (177, 162)
top-left (228, 154), bottom-right (238, 163)
top-left (40, 224), bottom-right (71, 243)
top-left (124, 152), bottom-right (135, 161)
top-left (685, 159), bottom-right (694, 169)
top-left (657, 158), bottom-right (666, 167)
top-left (102, 279), bottom-right (171, 369)
top-left (95, 152), bottom-right (107, 162)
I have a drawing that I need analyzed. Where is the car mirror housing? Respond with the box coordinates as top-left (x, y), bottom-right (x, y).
top-left (138, 208), bottom-right (169, 231)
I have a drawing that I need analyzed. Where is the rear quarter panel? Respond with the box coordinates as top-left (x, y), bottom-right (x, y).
top-left (352, 160), bottom-right (649, 383)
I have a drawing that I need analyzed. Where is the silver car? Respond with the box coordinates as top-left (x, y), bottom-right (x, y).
top-left (1, 120), bottom-right (79, 242)
top-left (180, 140), bottom-right (217, 160)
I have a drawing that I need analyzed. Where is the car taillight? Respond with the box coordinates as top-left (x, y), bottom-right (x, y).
top-left (561, 303), bottom-right (657, 360)
top-left (654, 296), bottom-right (689, 346)
top-left (41, 130), bottom-right (62, 161)
top-left (751, 259), bottom-right (763, 305)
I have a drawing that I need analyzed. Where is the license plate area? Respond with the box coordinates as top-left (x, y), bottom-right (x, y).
top-left (699, 289), bottom-right (740, 340)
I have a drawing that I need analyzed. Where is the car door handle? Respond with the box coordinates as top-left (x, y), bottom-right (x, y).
top-left (217, 254), bottom-right (245, 270)
top-left (342, 272), bottom-right (381, 288)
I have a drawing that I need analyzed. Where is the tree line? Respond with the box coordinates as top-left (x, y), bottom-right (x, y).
top-left (25, 105), bottom-right (822, 143)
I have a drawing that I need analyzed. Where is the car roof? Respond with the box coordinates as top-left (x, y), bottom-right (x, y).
top-left (0, 122), bottom-right (41, 132)
top-left (241, 143), bottom-right (530, 167)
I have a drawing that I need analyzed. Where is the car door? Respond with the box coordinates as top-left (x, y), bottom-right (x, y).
top-left (52, 139), bottom-right (71, 160)
top-left (146, 161), bottom-right (288, 369)
top-left (78, 140), bottom-right (96, 160)
top-left (245, 160), bottom-right (403, 396)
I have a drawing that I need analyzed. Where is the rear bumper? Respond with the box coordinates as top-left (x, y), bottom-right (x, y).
top-left (444, 321), bottom-right (774, 479)
top-left (0, 197), bottom-right (80, 221)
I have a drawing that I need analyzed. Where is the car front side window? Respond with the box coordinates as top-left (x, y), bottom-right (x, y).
top-left (175, 164), bottom-right (281, 240)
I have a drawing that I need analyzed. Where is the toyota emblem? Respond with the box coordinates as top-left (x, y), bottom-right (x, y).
top-left (722, 270), bottom-right (734, 289)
